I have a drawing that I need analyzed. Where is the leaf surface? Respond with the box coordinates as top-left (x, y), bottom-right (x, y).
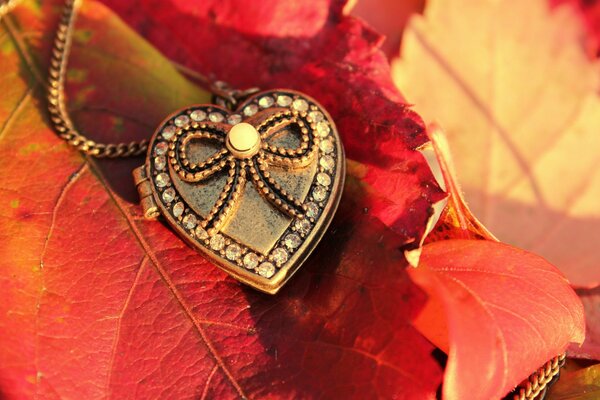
top-left (0, 1), bottom-right (209, 396)
top-left (570, 287), bottom-right (600, 359)
top-left (421, 124), bottom-right (496, 244)
top-left (547, 360), bottom-right (600, 400)
top-left (552, 0), bottom-right (600, 57)
top-left (0, 0), bottom-right (444, 398)
top-left (409, 239), bottom-right (585, 400)
top-left (347, 0), bottom-right (425, 57)
top-left (393, 0), bottom-right (600, 288)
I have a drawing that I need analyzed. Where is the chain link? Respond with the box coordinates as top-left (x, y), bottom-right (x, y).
top-left (47, 0), bottom-right (148, 158)
top-left (512, 353), bottom-right (566, 400)
top-left (7, 0), bottom-right (256, 158)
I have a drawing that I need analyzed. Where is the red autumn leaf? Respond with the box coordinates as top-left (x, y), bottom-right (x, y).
top-left (409, 240), bottom-right (585, 400)
top-left (391, 0), bottom-right (599, 370)
top-left (393, 0), bottom-right (600, 289)
top-left (552, 0), bottom-right (600, 57)
top-left (24, 171), bottom-right (442, 399)
top-left (347, 0), bottom-right (425, 58)
top-left (0, 0), bottom-right (444, 398)
top-left (413, 112), bottom-right (596, 398)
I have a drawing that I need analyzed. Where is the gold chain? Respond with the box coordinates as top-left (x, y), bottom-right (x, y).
top-left (47, 0), bottom-right (148, 158)
top-left (512, 353), bottom-right (566, 400)
top-left (44, 0), bottom-right (257, 157)
top-left (6, 0), bottom-right (254, 158)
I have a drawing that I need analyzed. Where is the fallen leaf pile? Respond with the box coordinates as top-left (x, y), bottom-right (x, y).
top-left (390, 0), bottom-right (600, 368)
top-left (393, 0), bottom-right (600, 289)
top-left (0, 0), bottom-right (594, 398)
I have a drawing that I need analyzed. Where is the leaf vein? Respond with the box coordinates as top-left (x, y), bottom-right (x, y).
top-left (87, 159), bottom-right (249, 400)
top-left (104, 255), bottom-right (149, 397)
top-left (36, 162), bottom-right (88, 399)
top-left (409, 23), bottom-right (548, 212)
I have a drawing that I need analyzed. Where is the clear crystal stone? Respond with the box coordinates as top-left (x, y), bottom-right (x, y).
top-left (258, 96), bottom-right (274, 108)
top-left (225, 244), bottom-right (241, 261)
top-left (271, 248), bottom-right (288, 267)
top-left (309, 110), bottom-right (324, 122)
top-left (154, 142), bottom-right (168, 156)
top-left (284, 233), bottom-right (301, 249)
top-left (210, 234), bottom-right (225, 251)
top-left (195, 226), bottom-right (208, 240)
top-left (190, 110), bottom-right (206, 121)
top-left (182, 214), bottom-right (197, 230)
top-left (277, 95), bottom-right (292, 107)
top-left (227, 114), bottom-right (242, 125)
top-left (258, 262), bottom-right (275, 278)
top-left (305, 202), bottom-right (319, 219)
top-left (162, 125), bottom-right (176, 140)
top-left (313, 186), bottom-right (327, 201)
top-left (316, 172), bottom-right (331, 186)
top-left (162, 188), bottom-right (175, 203)
top-left (319, 138), bottom-right (334, 154)
top-left (243, 104), bottom-right (258, 117)
top-left (154, 156), bottom-right (166, 171)
top-left (320, 155), bottom-right (335, 170)
top-left (295, 219), bottom-right (311, 235)
top-left (155, 173), bottom-right (170, 188)
top-left (209, 112), bottom-right (224, 122)
top-left (316, 121), bottom-right (331, 137)
top-left (174, 115), bottom-right (190, 127)
top-left (243, 253), bottom-right (259, 269)
top-left (292, 99), bottom-right (309, 112)
top-left (172, 202), bottom-right (184, 218)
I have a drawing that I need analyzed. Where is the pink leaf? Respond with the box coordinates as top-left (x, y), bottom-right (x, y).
top-left (409, 239), bottom-right (585, 399)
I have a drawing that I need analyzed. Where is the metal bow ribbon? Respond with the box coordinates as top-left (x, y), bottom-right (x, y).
top-left (168, 110), bottom-right (319, 234)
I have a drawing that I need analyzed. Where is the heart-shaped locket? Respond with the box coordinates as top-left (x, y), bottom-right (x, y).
top-left (133, 89), bottom-right (345, 294)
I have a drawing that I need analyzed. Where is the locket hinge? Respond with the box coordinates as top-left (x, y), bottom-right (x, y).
top-left (133, 165), bottom-right (160, 220)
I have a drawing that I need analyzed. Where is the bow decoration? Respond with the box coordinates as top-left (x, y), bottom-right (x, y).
top-left (167, 109), bottom-right (319, 234)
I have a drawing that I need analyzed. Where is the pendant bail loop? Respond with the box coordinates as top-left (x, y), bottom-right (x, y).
top-left (211, 81), bottom-right (260, 110)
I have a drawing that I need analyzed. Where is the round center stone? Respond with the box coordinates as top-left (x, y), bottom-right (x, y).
top-left (226, 122), bottom-right (261, 158)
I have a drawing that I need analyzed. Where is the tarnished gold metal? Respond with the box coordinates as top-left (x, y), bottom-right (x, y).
top-left (225, 122), bottom-right (261, 158)
top-left (133, 166), bottom-right (159, 219)
top-left (136, 90), bottom-right (345, 293)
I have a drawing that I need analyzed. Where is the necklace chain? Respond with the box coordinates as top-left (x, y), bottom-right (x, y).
top-left (4, 0), bottom-right (256, 158)
top-left (47, 0), bottom-right (149, 158)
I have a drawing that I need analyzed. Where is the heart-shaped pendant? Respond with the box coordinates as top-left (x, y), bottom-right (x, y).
top-left (133, 89), bottom-right (345, 294)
